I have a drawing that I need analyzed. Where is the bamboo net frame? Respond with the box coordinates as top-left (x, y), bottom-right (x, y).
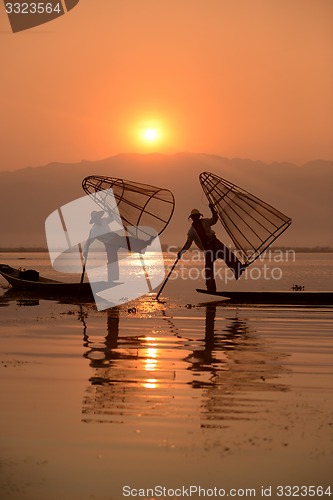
top-left (82, 175), bottom-right (175, 238)
top-left (200, 172), bottom-right (292, 265)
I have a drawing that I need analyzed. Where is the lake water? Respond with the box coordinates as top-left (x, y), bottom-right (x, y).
top-left (0, 252), bottom-right (332, 499)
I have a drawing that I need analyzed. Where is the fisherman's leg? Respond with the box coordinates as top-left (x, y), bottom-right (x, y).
top-left (213, 240), bottom-right (246, 280)
top-left (113, 235), bottom-right (146, 253)
top-left (105, 247), bottom-right (120, 282)
top-left (127, 236), bottom-right (155, 253)
top-left (205, 250), bottom-right (217, 292)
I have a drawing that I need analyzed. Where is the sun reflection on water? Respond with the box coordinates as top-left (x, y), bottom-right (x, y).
top-left (141, 336), bottom-right (159, 387)
top-left (142, 378), bottom-right (158, 389)
top-left (81, 304), bottom-right (290, 425)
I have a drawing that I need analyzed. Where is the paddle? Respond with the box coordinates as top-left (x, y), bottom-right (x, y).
top-left (156, 256), bottom-right (180, 302)
top-left (79, 244), bottom-right (87, 284)
top-left (80, 259), bottom-right (86, 284)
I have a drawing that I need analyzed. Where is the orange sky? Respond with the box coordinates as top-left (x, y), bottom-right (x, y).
top-left (1, 0), bottom-right (332, 170)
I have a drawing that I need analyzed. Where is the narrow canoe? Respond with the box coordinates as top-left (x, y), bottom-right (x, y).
top-left (0, 264), bottom-right (92, 296)
top-left (196, 289), bottom-right (333, 305)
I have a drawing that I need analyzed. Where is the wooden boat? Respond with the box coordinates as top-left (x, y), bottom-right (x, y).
top-left (196, 289), bottom-right (333, 306)
top-left (0, 264), bottom-right (92, 296)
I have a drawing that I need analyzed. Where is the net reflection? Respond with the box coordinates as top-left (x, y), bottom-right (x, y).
top-left (81, 304), bottom-right (288, 426)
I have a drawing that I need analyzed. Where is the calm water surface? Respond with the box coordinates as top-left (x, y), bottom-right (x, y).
top-left (0, 252), bottom-right (332, 499)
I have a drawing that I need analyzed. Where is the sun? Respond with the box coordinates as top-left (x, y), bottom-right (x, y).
top-left (131, 117), bottom-right (170, 151)
top-left (142, 128), bottom-right (159, 142)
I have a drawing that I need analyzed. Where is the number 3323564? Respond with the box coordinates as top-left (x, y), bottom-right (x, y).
top-left (5, 3), bottom-right (62, 14)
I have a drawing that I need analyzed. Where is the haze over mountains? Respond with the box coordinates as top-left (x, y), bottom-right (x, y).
top-left (0, 153), bottom-right (332, 249)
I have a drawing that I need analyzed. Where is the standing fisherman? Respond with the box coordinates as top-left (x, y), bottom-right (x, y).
top-left (84, 210), bottom-right (154, 283)
top-left (177, 204), bottom-right (246, 291)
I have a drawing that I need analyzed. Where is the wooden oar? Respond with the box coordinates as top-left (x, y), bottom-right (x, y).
top-left (79, 244), bottom-right (87, 284)
top-left (156, 256), bottom-right (180, 301)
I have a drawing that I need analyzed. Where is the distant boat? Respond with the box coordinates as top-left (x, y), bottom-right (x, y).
top-left (0, 264), bottom-right (92, 296)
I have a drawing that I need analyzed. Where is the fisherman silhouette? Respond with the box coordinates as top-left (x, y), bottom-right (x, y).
top-left (83, 209), bottom-right (154, 283)
top-left (178, 204), bottom-right (246, 291)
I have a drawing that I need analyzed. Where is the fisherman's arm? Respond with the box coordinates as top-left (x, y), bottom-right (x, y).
top-left (105, 209), bottom-right (117, 225)
top-left (177, 235), bottom-right (193, 259)
top-left (208, 203), bottom-right (218, 225)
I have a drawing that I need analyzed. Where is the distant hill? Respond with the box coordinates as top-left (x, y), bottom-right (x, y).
top-left (0, 153), bottom-right (332, 248)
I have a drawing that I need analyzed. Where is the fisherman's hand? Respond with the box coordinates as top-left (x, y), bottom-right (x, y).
top-left (209, 202), bottom-right (216, 211)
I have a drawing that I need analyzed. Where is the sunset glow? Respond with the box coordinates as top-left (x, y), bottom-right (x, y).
top-left (1, 2), bottom-right (332, 168)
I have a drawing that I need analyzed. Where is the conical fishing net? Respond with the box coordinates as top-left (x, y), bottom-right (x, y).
top-left (82, 175), bottom-right (175, 238)
top-left (200, 172), bottom-right (292, 265)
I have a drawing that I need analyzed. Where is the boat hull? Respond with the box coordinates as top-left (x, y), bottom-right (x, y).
top-left (0, 264), bottom-right (92, 296)
top-left (196, 289), bottom-right (333, 305)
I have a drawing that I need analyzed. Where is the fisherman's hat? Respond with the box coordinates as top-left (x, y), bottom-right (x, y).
top-left (89, 210), bottom-right (104, 224)
top-left (189, 208), bottom-right (203, 219)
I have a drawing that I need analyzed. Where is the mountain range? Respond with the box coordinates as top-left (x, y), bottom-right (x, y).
top-left (0, 153), bottom-right (332, 249)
